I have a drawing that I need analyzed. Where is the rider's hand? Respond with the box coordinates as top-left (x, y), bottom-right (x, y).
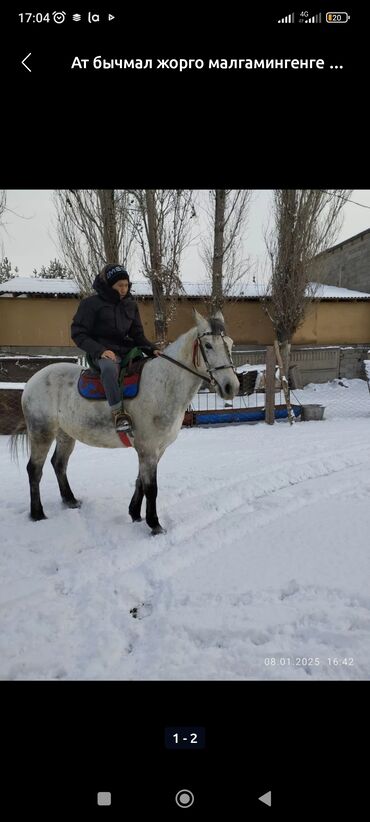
top-left (101, 350), bottom-right (117, 361)
top-left (152, 349), bottom-right (161, 357)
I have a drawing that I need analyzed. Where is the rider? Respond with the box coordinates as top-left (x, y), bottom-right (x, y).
top-left (71, 264), bottom-right (161, 432)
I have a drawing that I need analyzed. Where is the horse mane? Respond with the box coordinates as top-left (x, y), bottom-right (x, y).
top-left (163, 326), bottom-right (198, 357)
top-left (163, 315), bottom-right (225, 356)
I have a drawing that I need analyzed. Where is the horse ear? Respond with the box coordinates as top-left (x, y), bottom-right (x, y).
top-left (193, 308), bottom-right (209, 334)
top-left (213, 309), bottom-right (225, 325)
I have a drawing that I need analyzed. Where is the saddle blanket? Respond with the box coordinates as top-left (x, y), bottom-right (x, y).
top-left (78, 369), bottom-right (140, 400)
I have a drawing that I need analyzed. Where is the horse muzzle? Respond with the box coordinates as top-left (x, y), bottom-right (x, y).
top-left (216, 372), bottom-right (240, 401)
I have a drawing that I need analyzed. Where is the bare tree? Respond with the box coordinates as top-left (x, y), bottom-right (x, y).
top-left (53, 190), bottom-right (134, 294)
top-left (264, 189), bottom-right (352, 375)
top-left (0, 190), bottom-right (6, 225)
top-left (0, 192), bottom-right (8, 263)
top-left (97, 189), bottom-right (119, 262)
top-left (128, 189), bottom-right (195, 342)
top-left (201, 189), bottom-right (253, 312)
top-left (0, 193), bottom-right (16, 283)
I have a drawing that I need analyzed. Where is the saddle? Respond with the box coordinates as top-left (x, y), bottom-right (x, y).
top-left (77, 348), bottom-right (148, 401)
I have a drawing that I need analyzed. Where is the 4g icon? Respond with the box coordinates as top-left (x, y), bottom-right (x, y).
top-left (298, 10), bottom-right (322, 23)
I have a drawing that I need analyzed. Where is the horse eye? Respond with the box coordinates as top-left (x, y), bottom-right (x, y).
top-left (205, 342), bottom-right (213, 350)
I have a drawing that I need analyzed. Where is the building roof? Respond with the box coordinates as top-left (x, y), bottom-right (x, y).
top-left (311, 283), bottom-right (370, 300)
top-left (1, 276), bottom-right (370, 300)
top-left (0, 277), bottom-right (80, 296)
top-left (313, 227), bottom-right (370, 257)
top-left (129, 281), bottom-right (370, 300)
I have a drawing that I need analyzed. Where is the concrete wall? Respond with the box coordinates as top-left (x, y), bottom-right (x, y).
top-left (0, 298), bottom-right (80, 347)
top-left (292, 300), bottom-right (370, 345)
top-left (232, 345), bottom-right (370, 383)
top-left (1, 294), bottom-right (370, 349)
top-left (141, 299), bottom-right (370, 347)
top-left (339, 346), bottom-right (370, 379)
top-left (310, 230), bottom-right (370, 293)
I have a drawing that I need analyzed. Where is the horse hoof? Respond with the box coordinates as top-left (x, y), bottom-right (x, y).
top-left (31, 512), bottom-right (47, 521)
top-left (63, 499), bottom-right (81, 509)
top-left (151, 525), bottom-right (167, 536)
top-left (131, 516), bottom-right (143, 523)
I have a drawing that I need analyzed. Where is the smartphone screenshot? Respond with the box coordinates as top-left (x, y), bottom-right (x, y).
top-left (1, 6), bottom-right (369, 816)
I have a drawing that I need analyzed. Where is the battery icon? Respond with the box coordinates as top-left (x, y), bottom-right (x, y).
top-left (326, 12), bottom-right (350, 22)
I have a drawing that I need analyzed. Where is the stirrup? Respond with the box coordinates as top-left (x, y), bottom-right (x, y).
top-left (111, 409), bottom-right (133, 433)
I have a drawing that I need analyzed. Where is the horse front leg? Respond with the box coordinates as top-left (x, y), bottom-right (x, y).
top-left (139, 456), bottom-right (166, 536)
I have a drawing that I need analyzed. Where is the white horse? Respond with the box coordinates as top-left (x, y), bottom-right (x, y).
top-left (11, 310), bottom-right (240, 534)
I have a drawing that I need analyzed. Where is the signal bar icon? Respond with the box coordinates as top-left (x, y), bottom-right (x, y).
top-left (277, 13), bottom-right (295, 23)
top-left (305, 12), bottom-right (322, 22)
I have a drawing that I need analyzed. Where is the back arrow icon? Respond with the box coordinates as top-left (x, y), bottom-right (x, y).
top-left (22, 53), bottom-right (32, 72)
top-left (258, 791), bottom-right (271, 807)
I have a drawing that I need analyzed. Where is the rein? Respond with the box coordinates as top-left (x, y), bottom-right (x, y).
top-left (158, 331), bottom-right (236, 388)
top-left (158, 351), bottom-right (214, 383)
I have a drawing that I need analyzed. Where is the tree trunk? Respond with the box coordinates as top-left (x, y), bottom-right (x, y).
top-left (97, 190), bottom-right (119, 263)
top-left (211, 189), bottom-right (226, 313)
top-left (274, 340), bottom-right (295, 425)
top-left (279, 340), bottom-right (291, 379)
top-left (145, 190), bottom-right (167, 342)
top-left (265, 346), bottom-right (276, 425)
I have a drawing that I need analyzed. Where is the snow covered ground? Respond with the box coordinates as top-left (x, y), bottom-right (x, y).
top-left (1, 378), bottom-right (370, 681)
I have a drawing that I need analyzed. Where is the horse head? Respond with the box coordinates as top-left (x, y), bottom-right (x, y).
top-left (193, 309), bottom-right (240, 401)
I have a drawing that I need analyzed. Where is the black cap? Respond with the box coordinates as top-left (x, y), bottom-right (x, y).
top-left (105, 265), bottom-right (130, 287)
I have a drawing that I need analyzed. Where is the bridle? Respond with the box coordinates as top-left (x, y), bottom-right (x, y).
top-left (158, 330), bottom-right (237, 390)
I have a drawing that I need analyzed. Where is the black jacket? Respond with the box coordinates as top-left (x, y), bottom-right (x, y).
top-left (71, 275), bottom-right (155, 359)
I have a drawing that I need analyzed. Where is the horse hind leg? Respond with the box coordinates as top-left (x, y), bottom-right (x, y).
top-left (129, 473), bottom-right (144, 522)
top-left (27, 429), bottom-right (55, 521)
top-left (51, 430), bottom-right (81, 509)
top-left (139, 456), bottom-right (166, 536)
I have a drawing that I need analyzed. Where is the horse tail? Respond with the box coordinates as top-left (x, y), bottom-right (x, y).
top-left (9, 418), bottom-right (29, 463)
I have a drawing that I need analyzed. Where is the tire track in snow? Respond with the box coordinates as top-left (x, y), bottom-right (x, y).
top-left (148, 443), bottom-right (370, 578)
top-left (111, 445), bottom-right (370, 677)
top-left (161, 436), bottom-right (370, 511)
top-left (54, 440), bottom-right (370, 595)
top-left (5, 440), bottom-right (370, 604)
